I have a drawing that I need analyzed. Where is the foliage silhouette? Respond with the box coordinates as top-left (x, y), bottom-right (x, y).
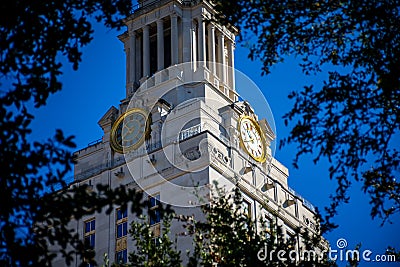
top-left (212, 0), bottom-right (400, 230)
top-left (124, 184), bottom-right (336, 267)
top-left (0, 1), bottom-right (148, 266)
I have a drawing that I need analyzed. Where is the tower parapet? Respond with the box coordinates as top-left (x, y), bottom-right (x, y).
top-left (120, 0), bottom-right (237, 98)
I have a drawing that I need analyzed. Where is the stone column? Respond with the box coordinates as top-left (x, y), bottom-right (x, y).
top-left (192, 21), bottom-right (197, 66)
top-left (217, 31), bottom-right (226, 85)
top-left (124, 42), bottom-right (129, 88)
top-left (143, 25), bottom-right (150, 78)
top-left (197, 16), bottom-right (206, 67)
top-left (228, 39), bottom-right (235, 90)
top-left (171, 14), bottom-right (179, 65)
top-left (129, 31), bottom-right (136, 84)
top-left (208, 24), bottom-right (216, 76)
top-left (157, 19), bottom-right (164, 71)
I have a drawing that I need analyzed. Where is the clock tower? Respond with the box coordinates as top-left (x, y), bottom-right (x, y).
top-left (56, 0), bottom-right (325, 265)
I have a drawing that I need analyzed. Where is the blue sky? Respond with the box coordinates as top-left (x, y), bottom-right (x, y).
top-left (29, 21), bottom-right (399, 266)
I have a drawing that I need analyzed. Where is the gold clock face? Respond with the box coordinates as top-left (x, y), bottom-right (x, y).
top-left (238, 116), bottom-right (267, 162)
top-left (110, 108), bottom-right (149, 153)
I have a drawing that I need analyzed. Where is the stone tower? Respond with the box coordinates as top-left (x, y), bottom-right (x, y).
top-left (53, 0), bottom-right (323, 265)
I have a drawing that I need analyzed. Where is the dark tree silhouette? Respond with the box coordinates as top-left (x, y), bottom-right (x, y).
top-left (0, 1), bottom-right (146, 266)
top-left (212, 0), bottom-right (400, 230)
top-left (124, 185), bottom-right (337, 267)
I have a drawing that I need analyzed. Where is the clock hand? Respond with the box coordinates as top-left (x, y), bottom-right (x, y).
top-left (247, 130), bottom-right (257, 143)
top-left (246, 130), bottom-right (252, 139)
top-left (122, 127), bottom-right (135, 139)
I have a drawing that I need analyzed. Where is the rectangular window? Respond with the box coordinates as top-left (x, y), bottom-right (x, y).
top-left (117, 208), bottom-right (127, 221)
top-left (116, 249), bottom-right (128, 264)
top-left (242, 199), bottom-right (252, 218)
top-left (84, 218), bottom-right (95, 248)
top-left (116, 208), bottom-right (128, 239)
top-left (265, 217), bottom-right (272, 239)
top-left (149, 194), bottom-right (161, 226)
top-left (117, 223), bottom-right (128, 238)
top-left (84, 218), bottom-right (95, 267)
top-left (286, 227), bottom-right (297, 248)
top-left (115, 208), bottom-right (128, 264)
